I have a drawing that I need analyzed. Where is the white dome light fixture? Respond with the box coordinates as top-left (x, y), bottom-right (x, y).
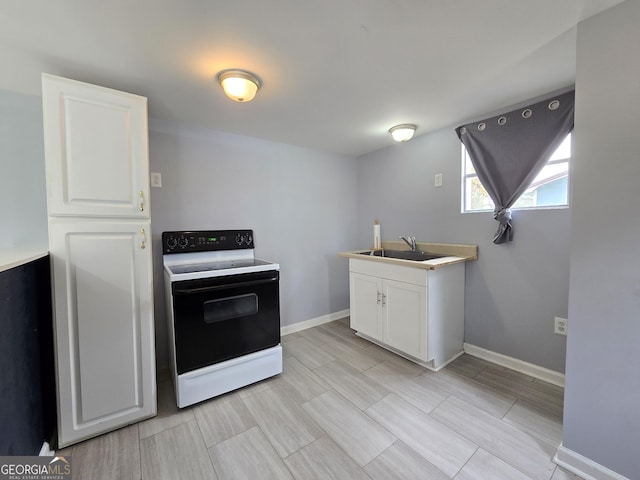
top-left (389, 124), bottom-right (417, 142)
top-left (217, 69), bottom-right (262, 102)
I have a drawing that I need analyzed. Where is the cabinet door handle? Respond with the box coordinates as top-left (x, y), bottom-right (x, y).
top-left (140, 228), bottom-right (146, 249)
top-left (377, 291), bottom-right (381, 304)
top-left (382, 293), bottom-right (386, 306)
top-left (139, 190), bottom-right (145, 212)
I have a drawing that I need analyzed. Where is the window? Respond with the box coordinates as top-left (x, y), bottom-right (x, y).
top-left (462, 134), bottom-right (571, 212)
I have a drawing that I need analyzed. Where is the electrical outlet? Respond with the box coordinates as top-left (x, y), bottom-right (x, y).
top-left (554, 317), bottom-right (568, 336)
top-left (150, 172), bottom-right (162, 188)
top-left (434, 173), bottom-right (443, 187)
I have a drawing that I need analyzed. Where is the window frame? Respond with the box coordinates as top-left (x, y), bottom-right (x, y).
top-left (461, 134), bottom-right (571, 213)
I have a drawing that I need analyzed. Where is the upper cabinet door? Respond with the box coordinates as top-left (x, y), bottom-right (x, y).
top-left (42, 74), bottom-right (150, 218)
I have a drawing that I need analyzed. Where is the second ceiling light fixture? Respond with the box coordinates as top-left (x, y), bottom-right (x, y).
top-left (389, 124), bottom-right (417, 142)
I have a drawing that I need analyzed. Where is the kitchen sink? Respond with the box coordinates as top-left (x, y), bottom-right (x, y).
top-left (357, 249), bottom-right (447, 261)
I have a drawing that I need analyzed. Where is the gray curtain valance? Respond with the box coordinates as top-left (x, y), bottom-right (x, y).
top-left (456, 90), bottom-right (575, 244)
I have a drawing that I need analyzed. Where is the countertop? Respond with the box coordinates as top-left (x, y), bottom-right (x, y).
top-left (0, 246), bottom-right (49, 273)
top-left (338, 241), bottom-right (477, 270)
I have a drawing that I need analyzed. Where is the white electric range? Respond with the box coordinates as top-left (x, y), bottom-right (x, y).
top-left (162, 229), bottom-right (282, 408)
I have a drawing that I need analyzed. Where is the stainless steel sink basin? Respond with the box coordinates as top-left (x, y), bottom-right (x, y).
top-left (357, 249), bottom-right (447, 261)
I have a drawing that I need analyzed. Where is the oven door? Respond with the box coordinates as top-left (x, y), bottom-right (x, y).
top-left (171, 270), bottom-right (280, 374)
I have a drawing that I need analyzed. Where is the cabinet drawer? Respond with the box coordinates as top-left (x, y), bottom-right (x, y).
top-left (349, 258), bottom-right (428, 286)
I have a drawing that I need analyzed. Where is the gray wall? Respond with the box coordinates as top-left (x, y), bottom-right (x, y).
top-left (148, 120), bottom-right (359, 367)
top-left (356, 127), bottom-right (570, 373)
top-left (563, 1), bottom-right (640, 477)
top-left (0, 90), bottom-right (47, 247)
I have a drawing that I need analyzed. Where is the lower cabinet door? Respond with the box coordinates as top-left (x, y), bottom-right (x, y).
top-left (49, 220), bottom-right (156, 447)
top-left (382, 279), bottom-right (427, 360)
top-left (349, 272), bottom-right (382, 340)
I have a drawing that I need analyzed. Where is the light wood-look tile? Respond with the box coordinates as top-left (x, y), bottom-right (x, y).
top-left (320, 336), bottom-right (382, 371)
top-left (366, 394), bottom-right (477, 478)
top-left (302, 390), bottom-right (396, 467)
top-left (284, 435), bottom-right (370, 480)
top-left (275, 355), bottom-right (332, 404)
top-left (364, 441), bottom-right (450, 480)
top-left (416, 369), bottom-right (516, 418)
top-left (318, 321), bottom-right (374, 349)
top-left (315, 358), bottom-right (390, 410)
top-left (455, 448), bottom-right (532, 480)
top-left (363, 358), bottom-right (425, 384)
top-left (281, 331), bottom-right (304, 344)
top-left (209, 426), bottom-right (293, 480)
top-left (364, 361), bottom-right (448, 414)
top-left (475, 365), bottom-right (564, 417)
top-left (139, 379), bottom-right (194, 439)
top-left (298, 325), bottom-right (339, 345)
top-left (140, 421), bottom-right (216, 480)
top-left (551, 466), bottom-right (583, 480)
top-left (431, 396), bottom-right (556, 480)
top-left (361, 343), bottom-right (426, 375)
top-left (445, 353), bottom-right (493, 379)
top-left (503, 400), bottom-right (563, 447)
top-left (242, 384), bottom-right (324, 458)
top-left (282, 336), bottom-right (336, 370)
top-left (57, 318), bottom-right (567, 480)
top-left (236, 377), bottom-right (274, 399)
top-left (193, 390), bottom-right (256, 447)
top-left (66, 425), bottom-right (141, 480)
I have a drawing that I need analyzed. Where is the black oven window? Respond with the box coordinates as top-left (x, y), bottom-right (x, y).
top-left (204, 294), bottom-right (258, 323)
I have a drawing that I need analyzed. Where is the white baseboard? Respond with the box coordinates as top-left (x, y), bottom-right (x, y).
top-left (281, 309), bottom-right (350, 336)
top-left (554, 443), bottom-right (630, 480)
top-left (39, 441), bottom-right (55, 456)
top-left (463, 343), bottom-right (565, 387)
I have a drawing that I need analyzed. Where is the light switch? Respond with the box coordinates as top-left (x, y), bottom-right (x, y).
top-left (150, 172), bottom-right (162, 188)
top-left (434, 173), bottom-right (443, 187)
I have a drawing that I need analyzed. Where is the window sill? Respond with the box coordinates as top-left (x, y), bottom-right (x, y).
top-left (461, 204), bottom-right (570, 214)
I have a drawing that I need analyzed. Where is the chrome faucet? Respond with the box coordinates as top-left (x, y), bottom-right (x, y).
top-left (399, 235), bottom-right (417, 252)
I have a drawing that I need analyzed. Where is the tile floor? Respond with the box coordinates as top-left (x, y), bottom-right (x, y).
top-left (57, 318), bottom-right (581, 480)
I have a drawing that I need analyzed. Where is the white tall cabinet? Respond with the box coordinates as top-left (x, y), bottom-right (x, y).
top-left (42, 74), bottom-right (156, 447)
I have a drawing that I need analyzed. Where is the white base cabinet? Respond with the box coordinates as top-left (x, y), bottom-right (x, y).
top-left (349, 258), bottom-right (464, 370)
top-left (382, 279), bottom-right (426, 360)
top-left (49, 220), bottom-right (156, 446)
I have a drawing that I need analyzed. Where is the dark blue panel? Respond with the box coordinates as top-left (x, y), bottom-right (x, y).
top-left (0, 257), bottom-right (55, 455)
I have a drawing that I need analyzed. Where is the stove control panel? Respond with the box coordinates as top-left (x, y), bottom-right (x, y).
top-left (162, 229), bottom-right (254, 254)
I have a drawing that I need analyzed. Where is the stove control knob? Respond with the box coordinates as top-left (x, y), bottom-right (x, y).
top-left (246, 234), bottom-right (253, 246)
top-left (235, 234), bottom-right (243, 245)
top-left (178, 237), bottom-right (188, 248)
top-left (166, 237), bottom-right (177, 249)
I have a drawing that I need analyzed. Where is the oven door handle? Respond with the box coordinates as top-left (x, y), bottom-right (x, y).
top-left (173, 276), bottom-right (278, 295)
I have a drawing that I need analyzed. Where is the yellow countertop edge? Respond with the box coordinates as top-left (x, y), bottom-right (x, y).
top-left (0, 246), bottom-right (49, 273)
top-left (338, 241), bottom-right (477, 271)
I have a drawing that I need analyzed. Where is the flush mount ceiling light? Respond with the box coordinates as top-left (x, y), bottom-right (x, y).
top-left (217, 69), bottom-right (261, 102)
top-left (389, 124), bottom-right (417, 142)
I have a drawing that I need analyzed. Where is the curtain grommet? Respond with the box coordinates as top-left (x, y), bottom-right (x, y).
top-left (497, 116), bottom-right (507, 126)
top-left (548, 100), bottom-right (560, 110)
top-left (522, 109), bottom-right (533, 118)
top-left (477, 123), bottom-right (486, 131)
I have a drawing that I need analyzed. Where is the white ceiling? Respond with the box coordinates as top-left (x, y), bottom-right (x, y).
top-left (0, 0), bottom-right (624, 156)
